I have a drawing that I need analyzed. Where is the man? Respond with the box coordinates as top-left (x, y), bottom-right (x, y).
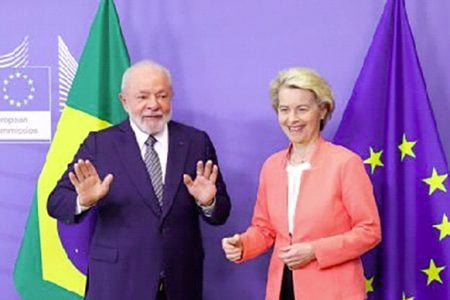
top-left (47, 60), bottom-right (231, 300)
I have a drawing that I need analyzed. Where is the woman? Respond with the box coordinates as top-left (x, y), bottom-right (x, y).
top-left (222, 67), bottom-right (381, 299)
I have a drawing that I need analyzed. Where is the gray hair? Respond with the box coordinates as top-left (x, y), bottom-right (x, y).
top-left (121, 60), bottom-right (172, 90)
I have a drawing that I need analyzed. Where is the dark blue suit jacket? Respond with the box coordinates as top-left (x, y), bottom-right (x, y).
top-left (47, 120), bottom-right (231, 300)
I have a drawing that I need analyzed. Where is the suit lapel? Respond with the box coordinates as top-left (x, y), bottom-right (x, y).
top-left (114, 120), bottom-right (162, 216)
top-left (162, 122), bottom-right (189, 218)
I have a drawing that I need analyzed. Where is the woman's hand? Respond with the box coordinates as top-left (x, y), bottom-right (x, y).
top-left (222, 234), bottom-right (243, 262)
top-left (278, 242), bottom-right (315, 270)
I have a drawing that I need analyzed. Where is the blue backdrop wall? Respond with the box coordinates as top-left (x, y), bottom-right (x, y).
top-left (1, 1), bottom-right (449, 299)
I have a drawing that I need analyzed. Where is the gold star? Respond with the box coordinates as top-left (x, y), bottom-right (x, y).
top-left (402, 292), bottom-right (414, 300)
top-left (422, 168), bottom-right (448, 195)
top-left (398, 134), bottom-right (416, 161)
top-left (364, 147), bottom-right (384, 174)
top-left (433, 214), bottom-right (450, 241)
top-left (365, 276), bottom-right (374, 293)
top-left (421, 259), bottom-right (445, 285)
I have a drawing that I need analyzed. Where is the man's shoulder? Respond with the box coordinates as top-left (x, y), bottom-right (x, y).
top-left (85, 119), bottom-right (128, 139)
top-left (168, 120), bottom-right (208, 137)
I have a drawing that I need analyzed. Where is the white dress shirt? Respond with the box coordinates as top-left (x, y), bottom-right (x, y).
top-left (286, 161), bottom-right (311, 234)
top-left (130, 119), bottom-right (169, 183)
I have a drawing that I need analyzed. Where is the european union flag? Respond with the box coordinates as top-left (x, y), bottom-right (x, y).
top-left (333, 0), bottom-right (450, 299)
top-left (0, 67), bottom-right (50, 111)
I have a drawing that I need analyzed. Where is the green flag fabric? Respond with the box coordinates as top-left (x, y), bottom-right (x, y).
top-left (13, 0), bottom-right (130, 298)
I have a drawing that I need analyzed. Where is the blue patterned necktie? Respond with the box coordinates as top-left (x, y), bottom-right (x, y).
top-left (144, 135), bottom-right (163, 207)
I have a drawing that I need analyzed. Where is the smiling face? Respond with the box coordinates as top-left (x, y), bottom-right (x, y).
top-left (277, 87), bottom-right (326, 147)
top-left (119, 65), bottom-right (173, 134)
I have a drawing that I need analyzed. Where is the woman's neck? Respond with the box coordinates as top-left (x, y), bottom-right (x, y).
top-left (289, 138), bottom-right (319, 165)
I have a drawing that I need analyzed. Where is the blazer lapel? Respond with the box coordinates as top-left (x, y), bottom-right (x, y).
top-left (293, 138), bottom-right (325, 236)
top-left (274, 151), bottom-right (290, 237)
top-left (161, 122), bottom-right (189, 218)
top-left (114, 120), bottom-right (162, 217)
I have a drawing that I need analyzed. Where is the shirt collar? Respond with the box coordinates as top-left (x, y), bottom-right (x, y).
top-left (129, 119), bottom-right (169, 148)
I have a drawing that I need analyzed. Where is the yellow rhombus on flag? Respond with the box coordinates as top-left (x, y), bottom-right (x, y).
top-left (14, 0), bottom-right (130, 298)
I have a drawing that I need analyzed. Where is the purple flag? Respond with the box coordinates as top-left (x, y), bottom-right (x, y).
top-left (0, 67), bottom-right (50, 111)
top-left (333, 0), bottom-right (450, 299)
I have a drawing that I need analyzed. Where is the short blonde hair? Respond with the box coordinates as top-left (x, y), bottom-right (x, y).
top-left (269, 67), bottom-right (335, 130)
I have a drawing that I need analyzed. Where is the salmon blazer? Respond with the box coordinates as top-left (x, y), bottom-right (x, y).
top-left (240, 138), bottom-right (381, 300)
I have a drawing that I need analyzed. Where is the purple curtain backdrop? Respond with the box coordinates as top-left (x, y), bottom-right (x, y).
top-left (1, 0), bottom-right (450, 299)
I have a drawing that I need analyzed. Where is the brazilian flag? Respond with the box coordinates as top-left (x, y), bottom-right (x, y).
top-left (13, 0), bottom-right (129, 298)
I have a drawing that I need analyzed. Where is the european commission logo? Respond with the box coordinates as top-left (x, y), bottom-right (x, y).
top-left (0, 37), bottom-right (51, 143)
top-left (1, 68), bottom-right (49, 111)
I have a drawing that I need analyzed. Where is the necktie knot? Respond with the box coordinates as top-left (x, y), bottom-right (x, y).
top-left (145, 135), bottom-right (157, 148)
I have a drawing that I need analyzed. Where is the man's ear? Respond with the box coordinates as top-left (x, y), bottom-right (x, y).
top-left (118, 92), bottom-right (126, 104)
top-left (118, 92), bottom-right (129, 112)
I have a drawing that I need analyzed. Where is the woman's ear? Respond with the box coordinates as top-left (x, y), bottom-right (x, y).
top-left (319, 103), bottom-right (328, 120)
